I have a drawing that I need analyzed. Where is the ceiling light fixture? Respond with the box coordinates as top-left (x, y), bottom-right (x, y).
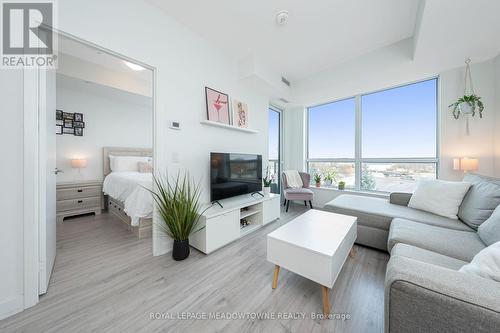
top-left (275, 10), bottom-right (289, 26)
top-left (124, 60), bottom-right (145, 71)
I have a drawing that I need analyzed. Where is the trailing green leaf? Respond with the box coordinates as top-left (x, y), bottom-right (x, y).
top-left (448, 94), bottom-right (484, 119)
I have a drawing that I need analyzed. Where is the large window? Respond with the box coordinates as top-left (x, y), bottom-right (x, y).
top-left (307, 78), bottom-right (438, 192)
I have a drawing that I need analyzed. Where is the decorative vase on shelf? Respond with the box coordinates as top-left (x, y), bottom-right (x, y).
top-left (338, 182), bottom-right (346, 190)
top-left (263, 186), bottom-right (271, 195)
top-left (315, 182), bottom-right (321, 188)
top-left (324, 180), bottom-right (332, 186)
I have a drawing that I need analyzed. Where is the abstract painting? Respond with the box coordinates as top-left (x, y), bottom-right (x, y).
top-left (205, 87), bottom-right (230, 124)
top-left (232, 99), bottom-right (248, 128)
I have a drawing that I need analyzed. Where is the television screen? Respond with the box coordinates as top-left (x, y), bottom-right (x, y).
top-left (210, 153), bottom-right (262, 202)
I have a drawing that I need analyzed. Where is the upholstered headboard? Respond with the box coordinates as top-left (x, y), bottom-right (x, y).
top-left (102, 147), bottom-right (153, 177)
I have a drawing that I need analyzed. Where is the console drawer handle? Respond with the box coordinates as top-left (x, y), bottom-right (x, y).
top-left (78, 200), bottom-right (83, 203)
top-left (77, 189), bottom-right (83, 193)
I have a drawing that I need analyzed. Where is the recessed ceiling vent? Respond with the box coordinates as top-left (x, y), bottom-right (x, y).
top-left (281, 76), bottom-right (291, 87)
top-left (279, 98), bottom-right (289, 104)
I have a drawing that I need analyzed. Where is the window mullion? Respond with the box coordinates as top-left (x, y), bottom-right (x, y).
top-left (355, 95), bottom-right (362, 191)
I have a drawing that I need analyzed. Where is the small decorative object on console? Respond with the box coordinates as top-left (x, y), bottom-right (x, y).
top-left (263, 166), bottom-right (275, 195)
top-left (338, 181), bottom-right (346, 190)
top-left (314, 173), bottom-right (321, 187)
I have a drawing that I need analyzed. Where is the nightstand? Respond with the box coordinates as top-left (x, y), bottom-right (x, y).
top-left (56, 180), bottom-right (104, 222)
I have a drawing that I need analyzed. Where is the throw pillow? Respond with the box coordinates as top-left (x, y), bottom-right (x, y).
top-left (138, 161), bottom-right (153, 173)
top-left (408, 179), bottom-right (471, 220)
top-left (110, 155), bottom-right (150, 172)
top-left (459, 241), bottom-right (500, 283)
top-left (478, 205), bottom-right (500, 246)
top-left (458, 173), bottom-right (500, 230)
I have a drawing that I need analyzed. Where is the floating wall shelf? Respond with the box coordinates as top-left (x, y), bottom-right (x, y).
top-left (200, 120), bottom-right (258, 134)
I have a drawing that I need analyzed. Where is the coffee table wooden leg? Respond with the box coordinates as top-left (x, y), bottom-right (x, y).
top-left (349, 246), bottom-right (356, 258)
top-left (322, 286), bottom-right (330, 316)
top-left (272, 265), bottom-right (280, 289)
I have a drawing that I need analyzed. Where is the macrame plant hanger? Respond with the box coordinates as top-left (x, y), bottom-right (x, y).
top-left (463, 58), bottom-right (474, 136)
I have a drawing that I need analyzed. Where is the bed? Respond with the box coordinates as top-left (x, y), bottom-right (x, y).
top-left (102, 147), bottom-right (153, 239)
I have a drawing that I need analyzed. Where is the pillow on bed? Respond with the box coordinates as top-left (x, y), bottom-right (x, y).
top-left (110, 155), bottom-right (150, 172)
top-left (138, 161), bottom-right (153, 173)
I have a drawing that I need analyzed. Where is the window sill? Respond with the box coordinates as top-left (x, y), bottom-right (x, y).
top-left (310, 186), bottom-right (389, 199)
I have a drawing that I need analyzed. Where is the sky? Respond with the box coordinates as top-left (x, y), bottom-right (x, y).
top-left (308, 79), bottom-right (437, 159)
top-left (268, 109), bottom-right (280, 160)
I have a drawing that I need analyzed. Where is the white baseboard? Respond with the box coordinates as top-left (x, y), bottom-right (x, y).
top-left (0, 295), bottom-right (23, 321)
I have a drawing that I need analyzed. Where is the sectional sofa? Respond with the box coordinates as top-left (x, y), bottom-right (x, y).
top-left (324, 173), bottom-right (500, 333)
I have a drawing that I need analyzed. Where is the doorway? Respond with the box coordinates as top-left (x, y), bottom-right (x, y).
top-left (35, 31), bottom-right (157, 298)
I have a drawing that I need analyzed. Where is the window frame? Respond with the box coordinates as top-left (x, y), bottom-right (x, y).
top-left (306, 77), bottom-right (440, 193)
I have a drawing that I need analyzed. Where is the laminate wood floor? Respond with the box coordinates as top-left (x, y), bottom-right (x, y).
top-left (0, 204), bottom-right (389, 333)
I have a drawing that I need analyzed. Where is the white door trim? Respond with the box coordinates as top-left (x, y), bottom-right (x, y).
top-left (23, 68), bottom-right (41, 309)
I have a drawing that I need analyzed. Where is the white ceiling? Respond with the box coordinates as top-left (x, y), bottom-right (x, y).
top-left (58, 36), bottom-right (153, 82)
top-left (146, 0), bottom-right (420, 82)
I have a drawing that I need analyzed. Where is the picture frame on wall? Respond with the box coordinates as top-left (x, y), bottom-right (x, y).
top-left (56, 125), bottom-right (63, 135)
top-left (56, 109), bottom-right (63, 120)
top-left (205, 87), bottom-right (230, 124)
top-left (232, 99), bottom-right (249, 128)
top-left (64, 119), bottom-right (73, 128)
top-left (73, 121), bottom-right (85, 128)
top-left (74, 113), bottom-right (83, 122)
top-left (63, 112), bottom-right (73, 119)
top-left (63, 127), bottom-right (74, 135)
top-left (74, 127), bottom-right (83, 136)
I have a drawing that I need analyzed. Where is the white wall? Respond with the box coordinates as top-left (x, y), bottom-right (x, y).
top-left (0, 71), bottom-right (24, 319)
top-left (495, 54), bottom-right (500, 175)
top-left (440, 59), bottom-right (496, 180)
top-left (57, 0), bottom-right (271, 255)
top-left (56, 75), bottom-right (153, 182)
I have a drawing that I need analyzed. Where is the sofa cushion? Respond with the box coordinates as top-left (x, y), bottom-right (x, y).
top-left (408, 179), bottom-right (471, 219)
top-left (388, 218), bottom-right (485, 262)
top-left (458, 173), bottom-right (500, 230)
top-left (325, 195), bottom-right (473, 231)
top-left (391, 243), bottom-right (468, 270)
top-left (283, 187), bottom-right (313, 200)
top-left (478, 204), bottom-right (500, 246)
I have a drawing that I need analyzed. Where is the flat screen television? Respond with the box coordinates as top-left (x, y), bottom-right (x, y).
top-left (210, 152), bottom-right (262, 202)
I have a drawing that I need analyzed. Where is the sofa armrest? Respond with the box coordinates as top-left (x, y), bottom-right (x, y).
top-left (385, 256), bottom-right (500, 333)
top-left (389, 192), bottom-right (412, 206)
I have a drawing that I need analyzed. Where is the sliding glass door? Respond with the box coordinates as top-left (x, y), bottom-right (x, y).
top-left (268, 106), bottom-right (282, 194)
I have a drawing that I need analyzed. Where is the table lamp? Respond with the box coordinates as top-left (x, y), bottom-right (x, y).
top-left (453, 157), bottom-right (478, 173)
top-left (71, 158), bottom-right (87, 180)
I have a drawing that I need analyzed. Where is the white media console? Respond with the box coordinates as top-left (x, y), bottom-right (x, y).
top-left (190, 193), bottom-right (281, 254)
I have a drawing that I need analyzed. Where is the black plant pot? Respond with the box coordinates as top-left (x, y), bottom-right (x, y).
top-left (172, 239), bottom-right (190, 261)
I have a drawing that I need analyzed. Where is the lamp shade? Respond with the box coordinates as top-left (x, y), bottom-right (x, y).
top-left (453, 157), bottom-right (478, 172)
top-left (71, 158), bottom-right (87, 168)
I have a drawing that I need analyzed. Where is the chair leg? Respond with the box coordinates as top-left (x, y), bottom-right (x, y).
top-left (304, 201), bottom-right (307, 206)
top-left (286, 200), bottom-right (290, 212)
top-left (309, 201), bottom-right (313, 209)
top-left (283, 199), bottom-right (287, 206)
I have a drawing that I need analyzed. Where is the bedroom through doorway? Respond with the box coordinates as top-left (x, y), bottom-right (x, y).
top-left (45, 33), bottom-right (155, 295)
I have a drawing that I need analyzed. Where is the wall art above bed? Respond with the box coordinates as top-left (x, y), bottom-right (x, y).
top-left (56, 109), bottom-right (85, 136)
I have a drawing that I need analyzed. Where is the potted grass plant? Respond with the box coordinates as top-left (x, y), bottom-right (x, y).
top-left (148, 172), bottom-right (205, 261)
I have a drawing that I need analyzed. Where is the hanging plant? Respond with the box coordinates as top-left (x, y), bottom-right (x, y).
top-left (449, 94), bottom-right (484, 119)
top-left (448, 59), bottom-right (484, 135)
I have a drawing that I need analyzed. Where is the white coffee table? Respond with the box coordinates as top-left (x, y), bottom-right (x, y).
top-left (267, 210), bottom-right (357, 315)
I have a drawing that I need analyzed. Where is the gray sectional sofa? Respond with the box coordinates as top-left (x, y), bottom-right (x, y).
top-left (324, 173), bottom-right (500, 333)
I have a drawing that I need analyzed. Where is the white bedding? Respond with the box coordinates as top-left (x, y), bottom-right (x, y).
top-left (102, 172), bottom-right (153, 226)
